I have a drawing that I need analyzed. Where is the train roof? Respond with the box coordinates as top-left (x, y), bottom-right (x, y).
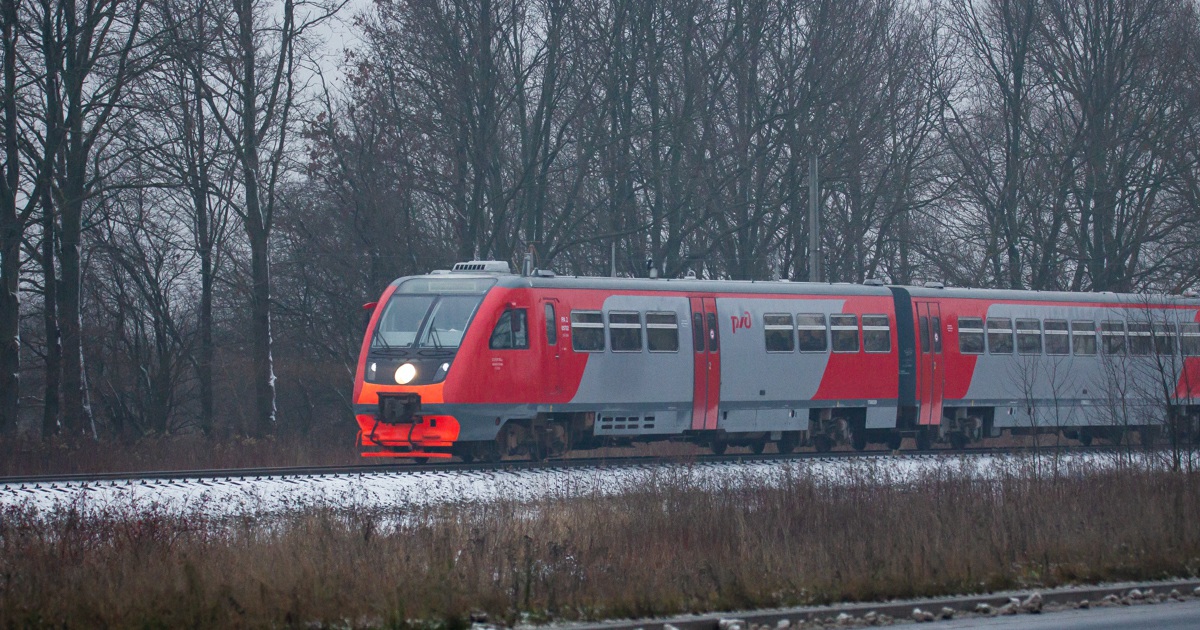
top-left (399, 263), bottom-right (1200, 307)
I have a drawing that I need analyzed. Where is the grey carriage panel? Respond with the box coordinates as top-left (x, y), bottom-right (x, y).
top-left (958, 304), bottom-right (1199, 412)
top-left (714, 297), bottom-right (845, 405)
top-left (567, 295), bottom-right (693, 406)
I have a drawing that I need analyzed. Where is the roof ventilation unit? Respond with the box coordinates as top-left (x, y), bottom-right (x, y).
top-left (863, 278), bottom-right (885, 286)
top-left (451, 260), bottom-right (512, 274)
top-left (925, 281), bottom-right (946, 289)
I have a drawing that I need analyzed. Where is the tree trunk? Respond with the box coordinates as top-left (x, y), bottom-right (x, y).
top-left (0, 0), bottom-right (19, 437)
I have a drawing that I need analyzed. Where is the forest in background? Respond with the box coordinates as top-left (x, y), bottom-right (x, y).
top-left (1, 0), bottom-right (1199, 444)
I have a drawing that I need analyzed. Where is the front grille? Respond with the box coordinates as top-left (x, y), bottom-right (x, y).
top-left (378, 393), bottom-right (421, 424)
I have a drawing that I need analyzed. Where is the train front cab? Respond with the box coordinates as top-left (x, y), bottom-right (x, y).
top-left (353, 272), bottom-right (506, 460)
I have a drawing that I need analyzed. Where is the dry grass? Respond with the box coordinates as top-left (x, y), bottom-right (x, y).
top-left (2, 458), bottom-right (1199, 628)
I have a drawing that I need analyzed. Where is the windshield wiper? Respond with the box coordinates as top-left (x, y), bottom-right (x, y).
top-left (426, 325), bottom-right (443, 349)
top-left (372, 327), bottom-right (392, 349)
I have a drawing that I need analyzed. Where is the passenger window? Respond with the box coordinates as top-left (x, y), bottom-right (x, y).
top-left (1072, 320), bottom-right (1097, 355)
top-left (1016, 319), bottom-right (1042, 354)
top-left (830, 314), bottom-right (859, 353)
top-left (764, 313), bottom-right (795, 352)
top-left (987, 318), bottom-right (1013, 354)
top-left (571, 310), bottom-right (605, 352)
top-left (1128, 322), bottom-right (1152, 356)
top-left (1153, 323), bottom-right (1176, 356)
top-left (1101, 321), bottom-right (1126, 354)
top-left (646, 312), bottom-right (679, 352)
top-left (489, 309), bottom-right (528, 349)
top-left (1044, 320), bottom-right (1069, 355)
top-left (1181, 323), bottom-right (1200, 356)
top-left (707, 312), bottom-right (719, 351)
top-left (692, 312), bottom-right (705, 352)
top-left (609, 311), bottom-right (642, 352)
top-left (958, 317), bottom-right (984, 354)
top-left (862, 315), bottom-right (890, 352)
top-left (545, 304), bottom-right (556, 345)
top-left (919, 316), bottom-right (930, 352)
top-left (796, 313), bottom-right (827, 352)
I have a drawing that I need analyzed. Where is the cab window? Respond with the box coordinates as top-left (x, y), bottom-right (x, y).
top-left (489, 309), bottom-right (528, 349)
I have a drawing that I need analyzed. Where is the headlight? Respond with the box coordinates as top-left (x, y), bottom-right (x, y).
top-left (436, 362), bottom-right (450, 377)
top-left (368, 362), bottom-right (377, 380)
top-left (394, 363), bottom-right (417, 384)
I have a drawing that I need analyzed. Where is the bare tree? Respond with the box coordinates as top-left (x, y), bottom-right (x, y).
top-left (195, 0), bottom-right (341, 436)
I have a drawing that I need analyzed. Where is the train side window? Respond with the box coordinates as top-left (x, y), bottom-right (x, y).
top-left (830, 314), bottom-right (859, 353)
top-left (1181, 323), bottom-right (1200, 356)
top-left (1072, 320), bottom-right (1097, 355)
top-left (571, 310), bottom-right (605, 352)
top-left (1044, 320), bottom-right (1069, 355)
top-left (796, 313), bottom-right (827, 352)
top-left (862, 314), bottom-right (890, 352)
top-left (987, 318), bottom-right (1013, 354)
top-left (707, 312), bottom-right (720, 351)
top-left (609, 311), bottom-right (643, 352)
top-left (1153, 323), bottom-right (1176, 356)
top-left (1016, 319), bottom-right (1042, 354)
top-left (489, 309), bottom-right (529, 350)
top-left (919, 315), bottom-right (930, 352)
top-left (1128, 322), bottom-right (1152, 355)
top-left (958, 317), bottom-right (984, 354)
top-left (646, 312), bottom-right (679, 352)
top-left (692, 313), bottom-right (705, 352)
top-left (545, 304), bottom-right (556, 345)
top-left (1101, 321), bottom-right (1126, 354)
top-left (764, 313), bottom-right (795, 352)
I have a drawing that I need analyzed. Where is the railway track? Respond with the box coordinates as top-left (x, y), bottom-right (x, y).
top-left (0, 443), bottom-right (1132, 487)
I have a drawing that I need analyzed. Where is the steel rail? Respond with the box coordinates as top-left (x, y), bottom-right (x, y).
top-left (0, 444), bottom-right (1135, 486)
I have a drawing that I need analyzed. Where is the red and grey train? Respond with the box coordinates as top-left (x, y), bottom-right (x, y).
top-left (353, 261), bottom-right (1200, 460)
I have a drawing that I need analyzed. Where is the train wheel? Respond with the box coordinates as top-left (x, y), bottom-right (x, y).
top-left (813, 435), bottom-right (833, 453)
top-left (949, 432), bottom-right (969, 450)
top-left (710, 441), bottom-right (728, 455)
top-left (1078, 430), bottom-right (1094, 446)
top-left (915, 429), bottom-right (933, 451)
top-left (458, 451), bottom-right (475, 463)
top-left (777, 433), bottom-right (799, 454)
top-left (1139, 426), bottom-right (1160, 447)
top-left (413, 457), bottom-right (429, 464)
top-left (850, 429), bottom-right (867, 452)
top-left (886, 432), bottom-right (903, 450)
top-left (750, 440), bottom-right (767, 455)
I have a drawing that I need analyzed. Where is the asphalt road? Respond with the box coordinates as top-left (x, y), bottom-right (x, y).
top-left (935, 600), bottom-right (1200, 629)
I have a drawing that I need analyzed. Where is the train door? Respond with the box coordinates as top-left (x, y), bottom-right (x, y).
top-left (915, 301), bottom-right (945, 425)
top-left (689, 297), bottom-right (721, 430)
top-left (542, 299), bottom-right (562, 397)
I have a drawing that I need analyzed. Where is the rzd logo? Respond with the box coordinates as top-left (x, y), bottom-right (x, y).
top-left (730, 311), bottom-right (752, 333)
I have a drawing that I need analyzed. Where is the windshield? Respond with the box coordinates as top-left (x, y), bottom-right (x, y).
top-left (372, 293), bottom-right (486, 350)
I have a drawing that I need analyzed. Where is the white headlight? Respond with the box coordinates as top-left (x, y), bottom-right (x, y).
top-left (395, 363), bottom-right (417, 384)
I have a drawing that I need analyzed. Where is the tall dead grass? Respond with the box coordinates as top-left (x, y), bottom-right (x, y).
top-left (2, 457), bottom-right (1198, 628)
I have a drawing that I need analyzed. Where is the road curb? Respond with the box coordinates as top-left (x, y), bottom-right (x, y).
top-left (548, 578), bottom-right (1200, 629)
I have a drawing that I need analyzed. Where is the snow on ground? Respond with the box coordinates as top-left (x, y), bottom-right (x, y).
top-left (0, 452), bottom-right (1151, 517)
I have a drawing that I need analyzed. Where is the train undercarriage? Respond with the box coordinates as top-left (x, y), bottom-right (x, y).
top-left (365, 404), bottom-right (1200, 462)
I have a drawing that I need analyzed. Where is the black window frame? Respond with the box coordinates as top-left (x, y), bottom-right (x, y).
top-left (958, 317), bottom-right (984, 354)
top-left (862, 314), bottom-right (891, 353)
top-left (608, 311), bottom-right (643, 352)
top-left (646, 311), bottom-right (680, 352)
top-left (987, 317), bottom-right (1014, 354)
top-left (830, 313), bottom-right (859, 353)
top-left (796, 313), bottom-right (828, 352)
top-left (763, 313), bottom-right (796, 353)
top-left (571, 310), bottom-right (606, 352)
top-left (488, 308), bottom-right (529, 350)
